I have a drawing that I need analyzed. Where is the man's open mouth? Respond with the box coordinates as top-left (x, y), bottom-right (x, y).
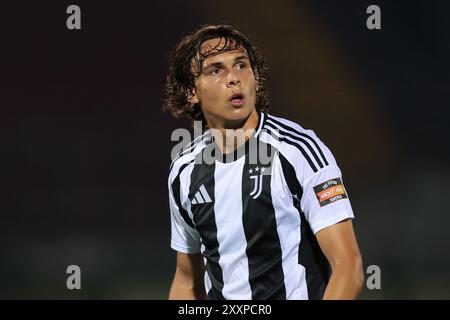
top-left (229, 93), bottom-right (245, 106)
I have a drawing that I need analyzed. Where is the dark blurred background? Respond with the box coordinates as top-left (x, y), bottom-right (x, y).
top-left (0, 0), bottom-right (449, 299)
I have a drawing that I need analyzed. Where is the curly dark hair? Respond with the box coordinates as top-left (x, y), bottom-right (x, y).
top-left (163, 24), bottom-right (270, 126)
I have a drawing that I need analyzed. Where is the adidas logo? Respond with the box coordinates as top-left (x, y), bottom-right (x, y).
top-left (191, 184), bottom-right (212, 204)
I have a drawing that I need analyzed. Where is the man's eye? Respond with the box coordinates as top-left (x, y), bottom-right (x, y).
top-left (209, 68), bottom-right (220, 75)
top-left (236, 63), bottom-right (247, 70)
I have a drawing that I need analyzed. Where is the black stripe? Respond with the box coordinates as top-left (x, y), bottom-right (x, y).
top-left (278, 153), bottom-right (303, 203)
top-left (265, 126), bottom-right (318, 172)
top-left (242, 142), bottom-right (286, 299)
top-left (279, 153), bottom-right (330, 300)
top-left (266, 115), bottom-right (329, 166)
top-left (171, 161), bottom-right (195, 229)
top-left (265, 121), bottom-right (324, 169)
top-left (190, 150), bottom-right (224, 300)
top-left (298, 212), bottom-right (330, 300)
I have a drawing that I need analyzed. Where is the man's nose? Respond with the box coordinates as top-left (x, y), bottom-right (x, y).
top-left (226, 70), bottom-right (240, 87)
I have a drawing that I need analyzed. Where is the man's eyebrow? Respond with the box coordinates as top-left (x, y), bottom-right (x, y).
top-left (234, 55), bottom-right (250, 62)
top-left (203, 61), bottom-right (224, 71)
top-left (203, 55), bottom-right (250, 71)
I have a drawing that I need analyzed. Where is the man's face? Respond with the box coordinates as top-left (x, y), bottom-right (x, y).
top-left (189, 38), bottom-right (257, 128)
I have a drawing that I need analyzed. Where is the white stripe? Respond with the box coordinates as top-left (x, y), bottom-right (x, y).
top-left (179, 162), bottom-right (196, 222)
top-left (269, 153), bottom-right (308, 299)
top-left (191, 198), bottom-right (197, 205)
top-left (195, 192), bottom-right (204, 204)
top-left (214, 158), bottom-right (252, 299)
top-left (201, 244), bottom-right (212, 294)
top-left (199, 184), bottom-right (212, 203)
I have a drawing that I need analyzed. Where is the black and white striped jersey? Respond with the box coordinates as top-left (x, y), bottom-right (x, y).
top-left (168, 111), bottom-right (354, 300)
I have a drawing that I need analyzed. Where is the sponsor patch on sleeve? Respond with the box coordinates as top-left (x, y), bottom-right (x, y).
top-left (313, 177), bottom-right (348, 207)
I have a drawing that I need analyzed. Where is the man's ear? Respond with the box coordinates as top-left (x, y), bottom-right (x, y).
top-left (187, 88), bottom-right (199, 105)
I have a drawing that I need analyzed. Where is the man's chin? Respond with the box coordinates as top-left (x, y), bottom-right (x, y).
top-left (221, 108), bottom-right (254, 129)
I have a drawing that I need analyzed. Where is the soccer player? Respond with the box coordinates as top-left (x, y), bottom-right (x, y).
top-left (164, 25), bottom-right (364, 300)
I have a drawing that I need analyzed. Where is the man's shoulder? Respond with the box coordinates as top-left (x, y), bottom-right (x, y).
top-left (261, 112), bottom-right (333, 173)
top-left (169, 131), bottom-right (212, 178)
top-left (261, 112), bottom-right (324, 148)
top-left (262, 112), bottom-right (316, 137)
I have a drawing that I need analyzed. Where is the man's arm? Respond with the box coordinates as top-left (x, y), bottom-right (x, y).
top-left (169, 252), bottom-right (206, 300)
top-left (316, 219), bottom-right (364, 300)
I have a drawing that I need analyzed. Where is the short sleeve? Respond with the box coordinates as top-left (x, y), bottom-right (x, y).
top-left (295, 132), bottom-right (354, 235)
top-left (169, 167), bottom-right (201, 254)
top-left (300, 164), bottom-right (354, 234)
top-left (259, 113), bottom-right (355, 235)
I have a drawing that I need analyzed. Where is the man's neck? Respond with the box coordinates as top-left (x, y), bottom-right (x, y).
top-left (207, 109), bottom-right (259, 155)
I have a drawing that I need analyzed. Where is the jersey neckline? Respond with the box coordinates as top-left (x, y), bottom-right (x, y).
top-left (211, 111), bottom-right (266, 164)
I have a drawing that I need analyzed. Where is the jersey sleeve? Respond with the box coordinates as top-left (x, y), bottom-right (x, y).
top-left (296, 131), bottom-right (355, 235)
top-left (168, 166), bottom-right (201, 254)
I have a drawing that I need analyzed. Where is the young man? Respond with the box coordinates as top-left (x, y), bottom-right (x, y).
top-left (164, 25), bottom-right (364, 300)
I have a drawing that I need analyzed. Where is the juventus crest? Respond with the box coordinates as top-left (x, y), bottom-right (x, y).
top-left (248, 166), bottom-right (270, 200)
